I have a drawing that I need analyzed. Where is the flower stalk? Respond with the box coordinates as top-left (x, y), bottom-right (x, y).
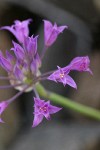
top-left (36, 83), bottom-right (100, 120)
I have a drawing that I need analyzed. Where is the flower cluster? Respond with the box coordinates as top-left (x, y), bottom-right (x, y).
top-left (0, 19), bottom-right (92, 127)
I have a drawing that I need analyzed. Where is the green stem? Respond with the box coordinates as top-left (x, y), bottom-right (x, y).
top-left (36, 83), bottom-right (100, 120)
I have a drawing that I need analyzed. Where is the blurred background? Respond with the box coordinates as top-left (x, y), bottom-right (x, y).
top-left (0, 0), bottom-right (100, 150)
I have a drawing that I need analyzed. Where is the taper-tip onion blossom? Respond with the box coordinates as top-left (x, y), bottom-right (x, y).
top-left (0, 19), bottom-right (92, 126)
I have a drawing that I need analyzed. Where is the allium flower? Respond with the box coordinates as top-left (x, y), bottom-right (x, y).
top-left (1, 19), bottom-right (32, 43)
top-left (48, 56), bottom-right (92, 87)
top-left (67, 56), bottom-right (92, 74)
top-left (0, 19), bottom-right (92, 126)
top-left (48, 66), bottom-right (77, 88)
top-left (0, 35), bottom-right (41, 92)
top-left (44, 20), bottom-right (67, 47)
top-left (0, 101), bottom-right (8, 123)
top-left (32, 97), bottom-right (62, 127)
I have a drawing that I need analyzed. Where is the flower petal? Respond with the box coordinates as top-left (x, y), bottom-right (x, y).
top-left (0, 101), bottom-right (8, 115)
top-left (14, 65), bottom-right (24, 80)
top-left (11, 41), bottom-right (25, 60)
top-left (44, 20), bottom-right (67, 47)
top-left (69, 56), bottom-right (92, 74)
top-left (6, 50), bottom-right (15, 64)
top-left (49, 105), bottom-right (62, 114)
top-left (32, 114), bottom-right (43, 127)
top-left (0, 54), bottom-right (12, 72)
top-left (65, 75), bottom-right (77, 89)
top-left (1, 19), bottom-right (32, 43)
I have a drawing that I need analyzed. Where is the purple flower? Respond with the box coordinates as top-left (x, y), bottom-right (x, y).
top-left (11, 41), bottom-right (25, 61)
top-left (68, 56), bottom-right (92, 74)
top-left (0, 36), bottom-right (41, 92)
top-left (0, 51), bottom-right (13, 72)
top-left (0, 101), bottom-right (8, 123)
top-left (32, 97), bottom-right (62, 127)
top-left (0, 19), bottom-right (92, 126)
top-left (6, 50), bottom-right (16, 64)
top-left (1, 19), bottom-right (32, 43)
top-left (24, 35), bottom-right (38, 57)
top-left (48, 66), bottom-right (77, 89)
top-left (44, 20), bottom-right (67, 47)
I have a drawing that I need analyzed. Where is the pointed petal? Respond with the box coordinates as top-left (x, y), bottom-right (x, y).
top-left (0, 101), bottom-right (8, 115)
top-left (0, 26), bottom-right (16, 36)
top-left (58, 25), bottom-right (68, 33)
top-left (49, 105), bottom-right (62, 114)
top-left (44, 20), bottom-right (53, 46)
top-left (14, 65), bottom-right (24, 80)
top-left (47, 73), bottom-right (57, 82)
top-left (65, 75), bottom-right (77, 89)
top-left (86, 68), bottom-right (93, 75)
top-left (14, 19), bottom-right (32, 37)
top-left (44, 113), bottom-right (51, 120)
top-left (69, 56), bottom-right (92, 74)
top-left (6, 50), bottom-right (15, 64)
top-left (35, 53), bottom-right (41, 67)
top-left (44, 20), bottom-right (67, 46)
top-left (1, 19), bottom-right (32, 43)
top-left (29, 35), bottom-right (38, 54)
top-left (44, 20), bottom-right (52, 38)
top-left (34, 97), bottom-right (44, 107)
top-left (24, 35), bottom-right (38, 57)
top-left (32, 114), bottom-right (43, 127)
top-left (0, 55), bottom-right (12, 72)
top-left (11, 41), bottom-right (24, 60)
top-left (46, 28), bottom-right (58, 46)
top-left (31, 60), bottom-right (37, 74)
top-left (60, 77), bottom-right (67, 86)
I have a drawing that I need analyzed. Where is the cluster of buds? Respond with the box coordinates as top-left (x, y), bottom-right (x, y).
top-left (0, 19), bottom-right (92, 127)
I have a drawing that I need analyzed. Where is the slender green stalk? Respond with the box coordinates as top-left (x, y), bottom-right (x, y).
top-left (36, 83), bottom-right (100, 120)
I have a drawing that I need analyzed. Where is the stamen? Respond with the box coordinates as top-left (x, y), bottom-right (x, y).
top-left (39, 106), bottom-right (47, 112)
top-left (43, 106), bottom-right (47, 112)
top-left (60, 73), bottom-right (64, 78)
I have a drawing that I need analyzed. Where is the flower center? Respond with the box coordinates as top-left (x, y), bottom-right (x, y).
top-left (60, 73), bottom-right (64, 78)
top-left (80, 63), bottom-right (86, 70)
top-left (39, 106), bottom-right (47, 113)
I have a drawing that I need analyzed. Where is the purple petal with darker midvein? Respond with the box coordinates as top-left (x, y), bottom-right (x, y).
top-left (0, 56), bottom-right (12, 72)
top-left (6, 50), bottom-right (15, 63)
top-left (11, 41), bottom-right (24, 60)
top-left (0, 26), bottom-right (16, 36)
top-left (65, 75), bottom-right (77, 89)
top-left (49, 105), bottom-right (62, 114)
top-left (32, 114), bottom-right (43, 127)
top-left (14, 65), bottom-right (24, 80)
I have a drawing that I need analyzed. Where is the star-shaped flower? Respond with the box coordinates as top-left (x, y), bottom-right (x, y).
top-left (44, 20), bottom-right (67, 47)
top-left (68, 56), bottom-right (92, 74)
top-left (48, 66), bottom-right (77, 88)
top-left (1, 19), bottom-right (32, 43)
top-left (32, 97), bottom-right (62, 127)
